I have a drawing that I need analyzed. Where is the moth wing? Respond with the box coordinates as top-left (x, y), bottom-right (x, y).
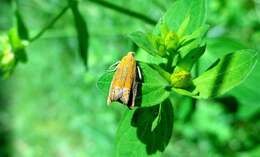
top-left (107, 80), bottom-right (114, 105)
top-left (119, 88), bottom-right (130, 104)
top-left (107, 62), bottom-right (125, 105)
top-left (129, 67), bottom-right (138, 109)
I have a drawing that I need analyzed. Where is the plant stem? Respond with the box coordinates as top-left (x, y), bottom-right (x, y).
top-left (29, 5), bottom-right (69, 42)
top-left (165, 52), bottom-right (176, 73)
top-left (150, 64), bottom-right (171, 83)
top-left (88, 0), bottom-right (157, 25)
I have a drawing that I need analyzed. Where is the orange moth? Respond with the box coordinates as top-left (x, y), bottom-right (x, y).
top-left (107, 52), bottom-right (141, 109)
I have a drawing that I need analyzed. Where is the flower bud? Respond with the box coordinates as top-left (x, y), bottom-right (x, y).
top-left (165, 32), bottom-right (179, 52)
top-left (152, 36), bottom-right (167, 57)
top-left (170, 69), bottom-right (192, 89)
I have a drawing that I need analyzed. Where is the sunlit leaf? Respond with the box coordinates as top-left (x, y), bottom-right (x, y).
top-left (200, 37), bottom-right (247, 73)
top-left (204, 37), bottom-right (260, 119)
top-left (177, 45), bottom-right (206, 71)
top-left (193, 49), bottom-right (258, 98)
top-left (172, 49), bottom-right (258, 98)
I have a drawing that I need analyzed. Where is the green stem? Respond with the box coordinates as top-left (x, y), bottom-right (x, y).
top-left (88, 0), bottom-right (157, 25)
top-left (150, 64), bottom-right (171, 83)
top-left (166, 52), bottom-right (176, 73)
top-left (29, 5), bottom-right (69, 42)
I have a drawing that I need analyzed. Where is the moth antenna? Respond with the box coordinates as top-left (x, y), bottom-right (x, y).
top-left (106, 61), bottom-right (120, 72)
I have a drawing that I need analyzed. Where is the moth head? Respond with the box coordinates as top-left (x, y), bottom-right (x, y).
top-left (127, 51), bottom-right (135, 57)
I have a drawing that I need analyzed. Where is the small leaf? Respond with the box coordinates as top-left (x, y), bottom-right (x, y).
top-left (193, 49), bottom-right (258, 98)
top-left (97, 62), bottom-right (170, 107)
top-left (172, 87), bottom-right (197, 97)
top-left (177, 45), bottom-right (206, 71)
top-left (135, 49), bottom-right (167, 65)
top-left (177, 15), bottom-right (190, 37)
top-left (179, 25), bottom-right (209, 46)
top-left (128, 31), bottom-right (157, 56)
top-left (116, 99), bottom-right (173, 157)
top-left (154, 0), bottom-right (207, 35)
top-left (159, 22), bottom-right (169, 39)
top-left (177, 25), bottom-right (208, 58)
top-left (68, 0), bottom-right (89, 69)
top-left (15, 6), bottom-right (29, 40)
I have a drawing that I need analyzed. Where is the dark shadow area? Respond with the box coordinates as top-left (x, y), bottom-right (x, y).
top-left (206, 58), bottom-right (220, 71)
top-left (0, 82), bottom-right (11, 157)
top-left (184, 98), bottom-right (197, 122)
top-left (131, 99), bottom-right (173, 155)
top-left (215, 96), bottom-right (239, 113)
top-left (249, 110), bottom-right (260, 121)
top-left (134, 63), bottom-right (143, 107)
top-left (210, 53), bottom-right (233, 97)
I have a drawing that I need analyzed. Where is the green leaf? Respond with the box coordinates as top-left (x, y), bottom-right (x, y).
top-left (128, 31), bottom-right (157, 56)
top-left (178, 25), bottom-right (209, 58)
top-left (68, 0), bottom-right (89, 69)
top-left (116, 99), bottom-right (173, 157)
top-left (97, 62), bottom-right (170, 107)
top-left (139, 63), bottom-right (170, 106)
top-left (135, 49), bottom-right (167, 65)
top-left (154, 0), bottom-right (207, 35)
top-left (193, 49), bottom-right (258, 98)
top-left (179, 25), bottom-right (209, 47)
top-left (8, 28), bottom-right (27, 62)
top-left (229, 58), bottom-right (260, 119)
top-left (177, 45), bottom-right (206, 71)
top-left (15, 5), bottom-right (29, 40)
top-left (177, 15), bottom-right (190, 37)
top-left (200, 37), bottom-right (247, 73)
top-left (172, 87), bottom-right (196, 98)
top-left (200, 37), bottom-right (260, 118)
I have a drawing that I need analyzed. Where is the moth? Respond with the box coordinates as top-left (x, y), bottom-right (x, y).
top-left (107, 52), bottom-right (141, 109)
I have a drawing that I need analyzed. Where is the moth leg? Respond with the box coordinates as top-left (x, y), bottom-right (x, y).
top-left (137, 65), bottom-right (142, 81)
top-left (129, 78), bottom-right (138, 109)
top-left (107, 61), bottom-right (120, 72)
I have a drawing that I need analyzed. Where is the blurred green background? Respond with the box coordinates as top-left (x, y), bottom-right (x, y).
top-left (0, 0), bottom-right (260, 156)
